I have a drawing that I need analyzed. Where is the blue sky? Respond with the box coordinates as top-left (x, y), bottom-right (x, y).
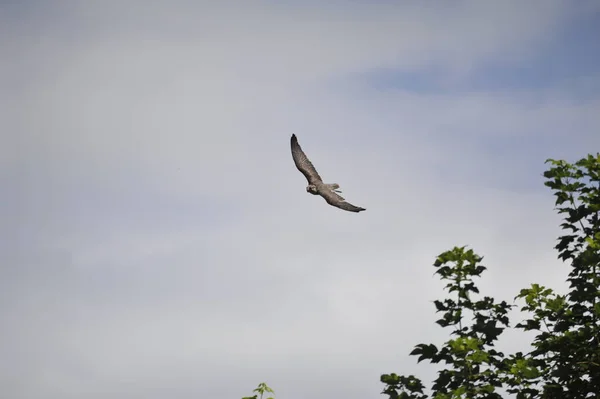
top-left (366, 8), bottom-right (600, 94)
top-left (3, 1), bottom-right (600, 399)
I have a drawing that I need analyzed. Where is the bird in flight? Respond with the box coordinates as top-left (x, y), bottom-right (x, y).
top-left (290, 134), bottom-right (366, 213)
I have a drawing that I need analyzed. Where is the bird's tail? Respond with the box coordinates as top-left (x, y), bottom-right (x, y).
top-left (326, 183), bottom-right (342, 194)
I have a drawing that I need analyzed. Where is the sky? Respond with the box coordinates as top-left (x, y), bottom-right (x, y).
top-left (3, 1), bottom-right (600, 398)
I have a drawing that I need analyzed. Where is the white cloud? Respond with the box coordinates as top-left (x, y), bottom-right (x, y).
top-left (3, 1), bottom-right (600, 398)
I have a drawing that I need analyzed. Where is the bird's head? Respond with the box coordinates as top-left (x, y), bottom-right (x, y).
top-left (306, 185), bottom-right (318, 195)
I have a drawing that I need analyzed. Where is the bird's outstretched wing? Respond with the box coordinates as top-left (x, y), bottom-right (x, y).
top-left (291, 134), bottom-right (322, 185)
top-left (318, 187), bottom-right (366, 213)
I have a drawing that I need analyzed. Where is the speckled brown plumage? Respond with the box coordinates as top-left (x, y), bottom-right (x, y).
top-left (290, 134), bottom-right (366, 213)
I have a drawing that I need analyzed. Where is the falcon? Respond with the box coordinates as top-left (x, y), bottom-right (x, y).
top-left (290, 134), bottom-right (366, 213)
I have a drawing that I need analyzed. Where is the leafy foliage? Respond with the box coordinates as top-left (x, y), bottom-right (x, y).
top-left (380, 374), bottom-right (428, 399)
top-left (242, 382), bottom-right (275, 399)
top-left (381, 153), bottom-right (600, 398)
top-left (508, 154), bottom-right (600, 398)
top-left (382, 247), bottom-right (511, 399)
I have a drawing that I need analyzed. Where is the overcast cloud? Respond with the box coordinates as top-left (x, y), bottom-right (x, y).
top-left (3, 1), bottom-right (600, 398)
